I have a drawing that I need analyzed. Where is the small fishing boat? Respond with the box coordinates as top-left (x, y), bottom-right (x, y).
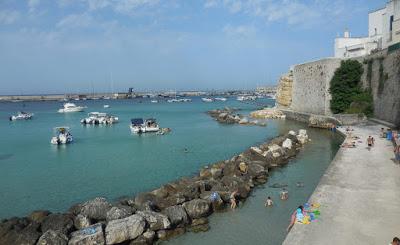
top-left (58, 103), bottom-right (86, 113)
top-left (9, 111), bottom-right (34, 121)
top-left (214, 97), bottom-right (227, 101)
top-left (81, 112), bottom-right (119, 125)
top-left (103, 104), bottom-right (110, 108)
top-left (201, 97), bottom-right (213, 102)
top-left (50, 127), bottom-right (73, 145)
top-left (130, 118), bottom-right (160, 134)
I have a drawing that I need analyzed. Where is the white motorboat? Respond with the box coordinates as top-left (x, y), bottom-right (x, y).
top-left (214, 97), bottom-right (227, 101)
top-left (103, 104), bottom-right (110, 108)
top-left (9, 111), bottom-right (34, 121)
top-left (151, 100), bottom-right (159, 103)
top-left (130, 118), bottom-right (160, 134)
top-left (58, 103), bottom-right (86, 113)
top-left (167, 98), bottom-right (191, 103)
top-left (81, 112), bottom-right (119, 125)
top-left (237, 95), bottom-right (257, 101)
top-left (201, 97), bottom-right (213, 102)
top-left (51, 127), bottom-right (73, 145)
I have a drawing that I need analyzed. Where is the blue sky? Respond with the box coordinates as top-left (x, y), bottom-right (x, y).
top-left (0, 0), bottom-right (384, 94)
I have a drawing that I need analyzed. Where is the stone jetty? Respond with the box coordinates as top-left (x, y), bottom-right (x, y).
top-left (0, 130), bottom-right (309, 245)
top-left (207, 108), bottom-right (266, 126)
top-left (250, 108), bottom-right (286, 120)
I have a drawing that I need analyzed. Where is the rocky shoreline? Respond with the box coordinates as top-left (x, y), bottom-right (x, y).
top-left (207, 108), bottom-right (266, 126)
top-left (0, 130), bottom-right (309, 245)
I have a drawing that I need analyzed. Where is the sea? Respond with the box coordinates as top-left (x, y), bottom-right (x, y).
top-left (0, 97), bottom-right (343, 244)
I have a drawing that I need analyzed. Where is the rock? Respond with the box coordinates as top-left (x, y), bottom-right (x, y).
top-left (247, 163), bottom-right (266, 178)
top-left (297, 129), bottom-right (309, 144)
top-left (28, 210), bottom-right (51, 224)
top-left (162, 205), bottom-right (189, 227)
top-left (37, 229), bottom-right (68, 245)
top-left (250, 108), bottom-right (285, 119)
top-left (282, 138), bottom-right (292, 149)
top-left (41, 213), bottom-right (74, 235)
top-left (157, 228), bottom-right (185, 241)
top-left (105, 215), bottom-right (145, 244)
top-left (238, 162), bottom-right (248, 173)
top-left (68, 223), bottom-right (104, 245)
top-left (199, 167), bottom-right (212, 178)
top-left (134, 192), bottom-right (165, 211)
top-left (199, 192), bottom-right (225, 211)
top-left (74, 214), bottom-right (91, 230)
top-left (183, 199), bottom-right (211, 219)
top-left (79, 197), bottom-right (112, 221)
top-left (129, 230), bottom-right (155, 245)
top-left (188, 223), bottom-right (209, 233)
top-left (136, 211), bottom-right (171, 231)
top-left (191, 218), bottom-right (208, 226)
top-left (239, 117), bottom-right (249, 124)
top-left (106, 206), bottom-right (132, 222)
top-left (210, 167), bottom-right (223, 179)
top-left (0, 219), bottom-right (41, 245)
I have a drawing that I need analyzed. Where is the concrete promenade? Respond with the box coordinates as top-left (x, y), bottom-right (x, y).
top-left (283, 124), bottom-right (400, 245)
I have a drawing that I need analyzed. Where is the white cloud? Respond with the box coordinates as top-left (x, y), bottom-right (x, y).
top-left (223, 24), bottom-right (256, 37)
top-left (87, 0), bottom-right (110, 10)
top-left (205, 0), bottom-right (352, 27)
top-left (204, 0), bottom-right (218, 8)
top-left (28, 0), bottom-right (41, 13)
top-left (0, 10), bottom-right (20, 25)
top-left (56, 13), bottom-right (94, 29)
top-left (113, 0), bottom-right (160, 14)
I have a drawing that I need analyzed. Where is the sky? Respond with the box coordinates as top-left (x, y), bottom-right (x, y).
top-left (0, 0), bottom-right (385, 94)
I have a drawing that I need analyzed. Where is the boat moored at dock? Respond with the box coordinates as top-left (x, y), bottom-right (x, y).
top-left (214, 97), bottom-right (227, 101)
top-left (201, 97), bottom-right (214, 102)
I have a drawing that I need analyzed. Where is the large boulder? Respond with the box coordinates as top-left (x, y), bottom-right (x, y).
top-left (41, 213), bottom-right (74, 235)
top-left (28, 210), bottom-right (51, 224)
top-left (37, 229), bottom-right (68, 245)
top-left (106, 206), bottom-right (132, 222)
top-left (282, 138), bottom-right (292, 149)
top-left (74, 214), bottom-right (91, 230)
top-left (162, 205), bottom-right (189, 227)
top-left (68, 223), bottom-right (104, 245)
top-left (79, 197), bottom-right (112, 221)
top-left (0, 219), bottom-right (41, 245)
top-left (297, 129), bottom-right (309, 144)
top-left (247, 163), bottom-right (266, 179)
top-left (136, 211), bottom-right (171, 231)
top-left (156, 227), bottom-right (185, 241)
top-left (182, 199), bottom-right (211, 219)
top-left (105, 215), bottom-right (145, 244)
top-left (129, 230), bottom-right (155, 245)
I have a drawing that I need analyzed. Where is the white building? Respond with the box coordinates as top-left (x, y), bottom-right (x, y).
top-left (334, 0), bottom-right (400, 58)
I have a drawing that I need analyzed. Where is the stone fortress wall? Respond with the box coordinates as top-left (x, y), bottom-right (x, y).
top-left (276, 49), bottom-right (400, 127)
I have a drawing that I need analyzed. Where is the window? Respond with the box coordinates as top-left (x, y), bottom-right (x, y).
top-left (390, 15), bottom-right (394, 31)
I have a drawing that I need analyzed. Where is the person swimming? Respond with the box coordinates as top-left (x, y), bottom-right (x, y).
top-left (265, 196), bottom-right (273, 207)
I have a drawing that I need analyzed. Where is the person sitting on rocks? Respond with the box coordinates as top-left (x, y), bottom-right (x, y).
top-left (230, 190), bottom-right (238, 209)
top-left (265, 196), bottom-right (273, 207)
top-left (280, 188), bottom-right (289, 200)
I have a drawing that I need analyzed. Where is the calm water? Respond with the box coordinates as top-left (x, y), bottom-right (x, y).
top-left (0, 98), bottom-right (342, 244)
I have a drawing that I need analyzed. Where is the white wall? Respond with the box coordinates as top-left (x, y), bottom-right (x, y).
top-left (369, 8), bottom-right (386, 37)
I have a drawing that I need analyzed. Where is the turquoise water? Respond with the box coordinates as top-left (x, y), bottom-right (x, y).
top-left (170, 121), bottom-right (343, 245)
top-left (0, 97), bottom-right (280, 219)
top-left (0, 98), bottom-right (343, 245)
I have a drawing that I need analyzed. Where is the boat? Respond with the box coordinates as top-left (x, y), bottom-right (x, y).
top-left (237, 95), bottom-right (257, 101)
top-left (9, 111), bottom-right (34, 121)
top-left (130, 118), bottom-right (160, 134)
top-left (214, 97), bottom-right (227, 101)
top-left (201, 97), bottom-right (214, 102)
top-left (167, 98), bottom-right (191, 103)
top-left (50, 127), bottom-right (73, 145)
top-left (81, 112), bottom-right (119, 125)
top-left (103, 105), bottom-right (110, 108)
top-left (58, 103), bottom-right (86, 113)
top-left (151, 100), bottom-right (159, 103)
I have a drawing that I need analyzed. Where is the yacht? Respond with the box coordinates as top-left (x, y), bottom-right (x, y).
top-left (201, 97), bottom-right (213, 102)
top-left (214, 97), bottom-right (227, 102)
top-left (58, 103), bottom-right (86, 113)
top-left (81, 112), bottom-right (119, 125)
top-left (9, 111), bottom-right (34, 121)
top-left (130, 118), bottom-right (160, 134)
top-left (51, 127), bottom-right (73, 145)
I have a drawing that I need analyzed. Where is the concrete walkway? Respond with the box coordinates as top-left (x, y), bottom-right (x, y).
top-left (283, 124), bottom-right (400, 245)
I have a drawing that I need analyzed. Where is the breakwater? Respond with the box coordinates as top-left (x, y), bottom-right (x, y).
top-left (0, 129), bottom-right (309, 245)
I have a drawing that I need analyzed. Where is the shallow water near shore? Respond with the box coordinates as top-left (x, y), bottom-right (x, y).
top-left (0, 98), bottom-right (342, 245)
top-left (169, 122), bottom-right (343, 245)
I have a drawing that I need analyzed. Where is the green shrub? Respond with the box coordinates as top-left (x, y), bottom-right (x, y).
top-left (330, 60), bottom-right (373, 116)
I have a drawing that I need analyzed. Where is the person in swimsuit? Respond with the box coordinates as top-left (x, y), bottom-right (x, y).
top-left (287, 205), bottom-right (306, 232)
top-left (230, 190), bottom-right (238, 209)
top-left (265, 196), bottom-right (273, 207)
